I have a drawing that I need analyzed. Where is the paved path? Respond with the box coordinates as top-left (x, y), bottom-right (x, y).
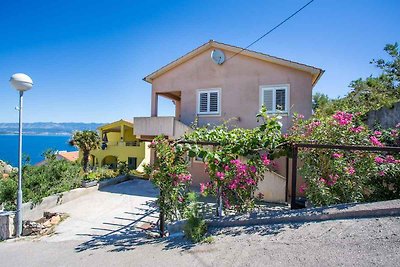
top-left (43, 179), bottom-right (157, 243)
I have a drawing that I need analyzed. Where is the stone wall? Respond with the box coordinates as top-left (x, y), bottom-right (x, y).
top-left (0, 211), bottom-right (15, 240)
top-left (367, 102), bottom-right (400, 129)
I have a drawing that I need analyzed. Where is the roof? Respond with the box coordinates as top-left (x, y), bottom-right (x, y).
top-left (97, 119), bottom-right (134, 131)
top-left (144, 40), bottom-right (324, 87)
top-left (57, 151), bottom-right (79, 162)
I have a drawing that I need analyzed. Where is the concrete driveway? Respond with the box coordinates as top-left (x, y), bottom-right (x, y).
top-left (45, 179), bottom-right (158, 243)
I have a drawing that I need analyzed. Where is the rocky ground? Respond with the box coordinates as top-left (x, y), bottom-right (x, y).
top-left (0, 160), bottom-right (16, 178)
top-left (0, 216), bottom-right (399, 267)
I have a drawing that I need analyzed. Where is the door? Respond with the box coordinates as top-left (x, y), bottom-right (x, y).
top-left (128, 157), bottom-right (137, 170)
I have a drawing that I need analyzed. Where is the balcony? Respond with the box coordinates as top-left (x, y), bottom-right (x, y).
top-left (102, 141), bottom-right (140, 147)
top-left (133, 116), bottom-right (192, 140)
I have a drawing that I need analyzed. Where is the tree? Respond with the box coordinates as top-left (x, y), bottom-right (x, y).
top-left (69, 130), bottom-right (100, 172)
top-left (312, 92), bottom-right (330, 112)
top-left (316, 42), bottom-right (400, 117)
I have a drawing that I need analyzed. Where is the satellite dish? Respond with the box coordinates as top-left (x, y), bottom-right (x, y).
top-left (211, 49), bottom-right (225, 65)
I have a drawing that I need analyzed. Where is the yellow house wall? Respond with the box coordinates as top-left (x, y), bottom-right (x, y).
top-left (78, 121), bottom-right (149, 170)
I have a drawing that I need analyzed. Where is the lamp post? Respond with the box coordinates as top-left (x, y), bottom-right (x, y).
top-left (9, 73), bottom-right (33, 237)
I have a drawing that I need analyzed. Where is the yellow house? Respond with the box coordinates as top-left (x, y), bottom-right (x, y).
top-left (80, 120), bottom-right (148, 170)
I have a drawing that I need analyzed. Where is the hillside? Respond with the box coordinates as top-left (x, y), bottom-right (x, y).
top-left (0, 122), bottom-right (103, 136)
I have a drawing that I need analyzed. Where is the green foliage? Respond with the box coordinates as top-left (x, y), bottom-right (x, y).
top-left (312, 92), bottom-right (330, 112)
top-left (0, 177), bottom-right (17, 210)
top-left (83, 167), bottom-right (117, 181)
top-left (184, 215), bottom-right (207, 243)
top-left (0, 152), bottom-right (83, 209)
top-left (117, 160), bottom-right (129, 175)
top-left (183, 192), bottom-right (207, 243)
top-left (316, 42), bottom-right (400, 117)
top-left (183, 106), bottom-right (285, 212)
top-left (69, 130), bottom-right (100, 172)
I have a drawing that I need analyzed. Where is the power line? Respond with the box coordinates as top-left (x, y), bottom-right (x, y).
top-left (226, 0), bottom-right (315, 62)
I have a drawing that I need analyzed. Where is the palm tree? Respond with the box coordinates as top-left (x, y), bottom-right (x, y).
top-left (69, 130), bottom-right (100, 172)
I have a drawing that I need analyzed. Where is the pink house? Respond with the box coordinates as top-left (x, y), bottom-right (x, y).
top-left (134, 40), bottom-right (323, 202)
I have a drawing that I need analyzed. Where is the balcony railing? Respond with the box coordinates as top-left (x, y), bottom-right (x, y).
top-left (101, 141), bottom-right (140, 148)
top-left (133, 116), bottom-right (192, 140)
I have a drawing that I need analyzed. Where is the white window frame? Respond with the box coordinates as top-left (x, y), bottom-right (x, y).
top-left (259, 84), bottom-right (290, 114)
top-left (196, 88), bottom-right (221, 116)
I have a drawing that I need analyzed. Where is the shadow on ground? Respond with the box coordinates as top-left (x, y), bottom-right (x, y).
top-left (74, 198), bottom-right (195, 253)
top-left (75, 178), bottom-right (318, 253)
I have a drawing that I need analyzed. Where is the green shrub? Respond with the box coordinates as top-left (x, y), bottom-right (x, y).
top-left (0, 177), bottom-right (17, 210)
top-left (117, 161), bottom-right (129, 175)
top-left (183, 192), bottom-right (207, 243)
top-left (183, 215), bottom-right (207, 243)
top-left (0, 151), bottom-right (83, 208)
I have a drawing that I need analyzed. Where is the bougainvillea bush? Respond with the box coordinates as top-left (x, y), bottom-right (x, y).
top-left (288, 112), bottom-right (400, 206)
top-left (183, 107), bottom-right (285, 213)
top-left (144, 136), bottom-right (192, 222)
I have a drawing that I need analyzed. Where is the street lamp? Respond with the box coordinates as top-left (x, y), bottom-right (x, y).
top-left (9, 73), bottom-right (33, 237)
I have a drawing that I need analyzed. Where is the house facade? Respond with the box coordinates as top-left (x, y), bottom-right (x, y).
top-left (81, 120), bottom-right (149, 171)
top-left (134, 40), bottom-right (323, 202)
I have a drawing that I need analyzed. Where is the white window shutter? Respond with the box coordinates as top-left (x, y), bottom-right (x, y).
top-left (199, 92), bottom-right (208, 113)
top-left (263, 89), bottom-right (274, 111)
top-left (209, 92), bottom-right (219, 113)
top-left (275, 88), bottom-right (286, 111)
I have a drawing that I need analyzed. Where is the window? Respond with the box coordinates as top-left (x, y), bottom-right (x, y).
top-left (197, 89), bottom-right (221, 115)
top-left (260, 85), bottom-right (289, 113)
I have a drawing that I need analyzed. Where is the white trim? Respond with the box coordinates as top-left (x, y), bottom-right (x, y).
top-left (196, 88), bottom-right (221, 116)
top-left (259, 84), bottom-right (290, 114)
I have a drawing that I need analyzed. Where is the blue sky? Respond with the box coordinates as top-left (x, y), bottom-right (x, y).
top-left (0, 0), bottom-right (399, 123)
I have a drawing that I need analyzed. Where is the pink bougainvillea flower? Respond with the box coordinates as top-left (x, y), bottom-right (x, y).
top-left (319, 177), bottom-right (327, 184)
top-left (369, 136), bottom-right (383, 147)
top-left (230, 159), bottom-right (240, 165)
top-left (299, 183), bottom-right (307, 193)
top-left (297, 114), bottom-right (305, 119)
top-left (327, 174), bottom-right (339, 186)
top-left (177, 173), bottom-right (192, 183)
top-left (261, 154), bottom-right (271, 166)
top-left (374, 156), bottom-right (385, 164)
top-left (391, 129), bottom-right (398, 137)
top-left (200, 183), bottom-right (206, 194)
top-left (396, 123), bottom-right (400, 128)
top-left (384, 155), bottom-right (400, 164)
top-left (224, 165), bottom-right (230, 171)
top-left (374, 130), bottom-right (382, 136)
top-left (178, 196), bottom-right (184, 203)
top-left (332, 153), bottom-right (343, 159)
top-left (216, 171), bottom-right (225, 180)
top-left (346, 166), bottom-right (355, 175)
top-left (249, 165), bottom-right (257, 173)
top-left (379, 171), bottom-right (386, 177)
top-left (350, 126), bottom-right (365, 133)
top-left (332, 111), bottom-right (353, 126)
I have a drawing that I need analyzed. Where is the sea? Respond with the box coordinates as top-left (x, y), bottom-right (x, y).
top-left (0, 135), bottom-right (77, 166)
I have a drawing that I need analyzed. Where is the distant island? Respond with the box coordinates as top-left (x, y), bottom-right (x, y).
top-left (0, 122), bottom-right (104, 136)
